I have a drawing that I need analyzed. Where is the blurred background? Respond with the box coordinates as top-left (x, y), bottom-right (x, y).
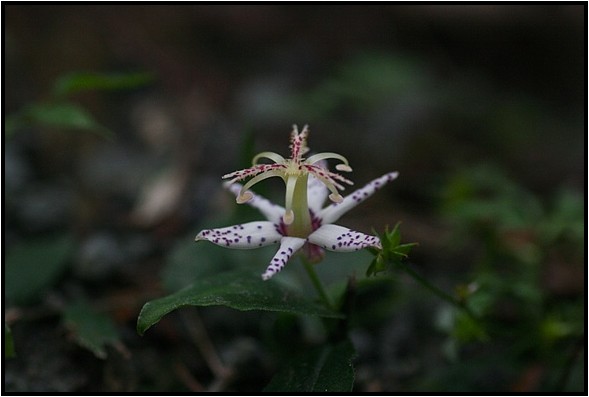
top-left (4, 4), bottom-right (585, 392)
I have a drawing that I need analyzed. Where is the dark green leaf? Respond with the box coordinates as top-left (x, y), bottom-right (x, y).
top-left (137, 269), bottom-right (343, 335)
top-left (264, 339), bottom-right (356, 392)
top-left (388, 223), bottom-right (401, 248)
top-left (5, 234), bottom-right (74, 305)
top-left (5, 323), bottom-right (15, 359)
top-left (54, 71), bottom-right (153, 96)
top-left (366, 257), bottom-right (386, 277)
top-left (62, 301), bottom-right (121, 359)
top-left (4, 115), bottom-right (21, 139)
top-left (23, 102), bottom-right (113, 138)
top-left (394, 242), bottom-right (418, 256)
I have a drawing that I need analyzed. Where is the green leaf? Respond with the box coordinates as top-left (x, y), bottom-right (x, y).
top-left (5, 323), bottom-right (15, 359)
top-left (137, 269), bottom-right (343, 335)
top-left (62, 301), bottom-right (120, 359)
top-left (5, 234), bottom-right (74, 305)
top-left (264, 339), bottom-right (356, 392)
top-left (394, 242), bottom-right (418, 256)
top-left (53, 71), bottom-right (154, 96)
top-left (22, 102), bottom-right (113, 139)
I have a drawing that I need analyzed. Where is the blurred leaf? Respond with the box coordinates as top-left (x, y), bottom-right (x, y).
top-left (264, 339), bottom-right (356, 392)
top-left (53, 71), bottom-right (153, 96)
top-left (442, 164), bottom-right (544, 232)
top-left (162, 239), bottom-right (222, 292)
top-left (22, 102), bottom-right (113, 139)
top-left (137, 268), bottom-right (343, 335)
top-left (540, 189), bottom-right (584, 248)
top-left (5, 234), bottom-right (74, 305)
top-left (452, 310), bottom-right (488, 342)
top-left (62, 301), bottom-right (120, 359)
top-left (5, 323), bottom-right (15, 359)
top-left (295, 52), bottom-right (427, 117)
top-left (4, 114), bottom-right (20, 139)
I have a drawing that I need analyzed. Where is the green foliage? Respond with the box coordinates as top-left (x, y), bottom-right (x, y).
top-left (53, 71), bottom-right (154, 97)
top-left (5, 234), bottom-right (74, 305)
top-left (366, 223), bottom-right (417, 276)
top-left (442, 164), bottom-right (544, 233)
top-left (145, 217), bottom-right (420, 391)
top-left (17, 102), bottom-right (112, 138)
top-left (437, 164), bottom-right (584, 390)
top-left (6, 70), bottom-right (152, 139)
top-left (62, 301), bottom-right (121, 359)
top-left (292, 52), bottom-right (427, 118)
top-left (137, 268), bottom-right (343, 336)
top-left (264, 339), bottom-right (356, 392)
top-left (5, 323), bottom-right (15, 359)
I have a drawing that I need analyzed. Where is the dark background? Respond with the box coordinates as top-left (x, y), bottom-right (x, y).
top-left (4, 4), bottom-right (585, 392)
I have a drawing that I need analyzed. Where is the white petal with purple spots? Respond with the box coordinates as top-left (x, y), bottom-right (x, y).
top-left (319, 172), bottom-right (398, 225)
top-left (308, 224), bottom-right (382, 252)
top-left (195, 221), bottom-right (282, 249)
top-left (307, 170), bottom-right (329, 214)
top-left (224, 182), bottom-right (285, 224)
top-left (261, 236), bottom-right (306, 280)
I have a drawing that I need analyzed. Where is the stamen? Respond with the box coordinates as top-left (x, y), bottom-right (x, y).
top-left (236, 191), bottom-right (254, 204)
top-left (252, 151), bottom-right (286, 165)
top-left (336, 164), bottom-right (353, 172)
top-left (283, 175), bottom-right (298, 224)
top-left (306, 152), bottom-right (353, 172)
top-left (237, 168), bottom-right (285, 202)
top-left (329, 193), bottom-right (344, 203)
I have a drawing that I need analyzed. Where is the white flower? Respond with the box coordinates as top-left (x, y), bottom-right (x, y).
top-left (195, 125), bottom-right (398, 280)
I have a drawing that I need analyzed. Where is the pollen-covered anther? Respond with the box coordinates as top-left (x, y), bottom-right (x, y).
top-left (237, 191), bottom-right (254, 204)
top-left (335, 164), bottom-right (353, 172)
top-left (329, 193), bottom-right (344, 203)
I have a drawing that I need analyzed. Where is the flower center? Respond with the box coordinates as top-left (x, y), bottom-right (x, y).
top-left (222, 124), bottom-right (354, 230)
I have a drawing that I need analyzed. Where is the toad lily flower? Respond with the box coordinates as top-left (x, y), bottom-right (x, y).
top-left (195, 125), bottom-right (399, 280)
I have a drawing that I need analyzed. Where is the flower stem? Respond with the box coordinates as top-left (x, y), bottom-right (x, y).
top-left (396, 260), bottom-right (479, 321)
top-left (301, 258), bottom-right (334, 310)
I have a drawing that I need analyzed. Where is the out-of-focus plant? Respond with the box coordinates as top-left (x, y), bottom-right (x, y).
top-left (5, 71), bottom-right (153, 360)
top-left (5, 71), bottom-right (152, 140)
top-left (436, 164), bottom-right (584, 392)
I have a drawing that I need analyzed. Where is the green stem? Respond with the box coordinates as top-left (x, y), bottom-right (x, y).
top-left (302, 258), bottom-right (334, 310)
top-left (396, 261), bottom-right (478, 321)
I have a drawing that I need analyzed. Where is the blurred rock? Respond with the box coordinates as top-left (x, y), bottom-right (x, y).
top-left (74, 233), bottom-right (126, 281)
top-left (130, 98), bottom-right (180, 155)
top-left (77, 144), bottom-right (158, 200)
top-left (4, 323), bottom-right (89, 392)
top-left (131, 166), bottom-right (188, 227)
top-left (4, 145), bottom-right (32, 196)
top-left (16, 184), bottom-right (74, 233)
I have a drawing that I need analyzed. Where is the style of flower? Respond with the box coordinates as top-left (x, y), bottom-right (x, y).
top-left (195, 125), bottom-right (398, 280)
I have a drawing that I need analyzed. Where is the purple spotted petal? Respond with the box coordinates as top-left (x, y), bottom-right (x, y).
top-left (195, 221), bottom-right (282, 248)
top-left (224, 182), bottom-right (285, 224)
top-left (261, 236), bottom-right (306, 280)
top-left (307, 170), bottom-right (329, 214)
top-left (319, 172), bottom-right (398, 225)
top-left (308, 224), bottom-right (382, 252)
